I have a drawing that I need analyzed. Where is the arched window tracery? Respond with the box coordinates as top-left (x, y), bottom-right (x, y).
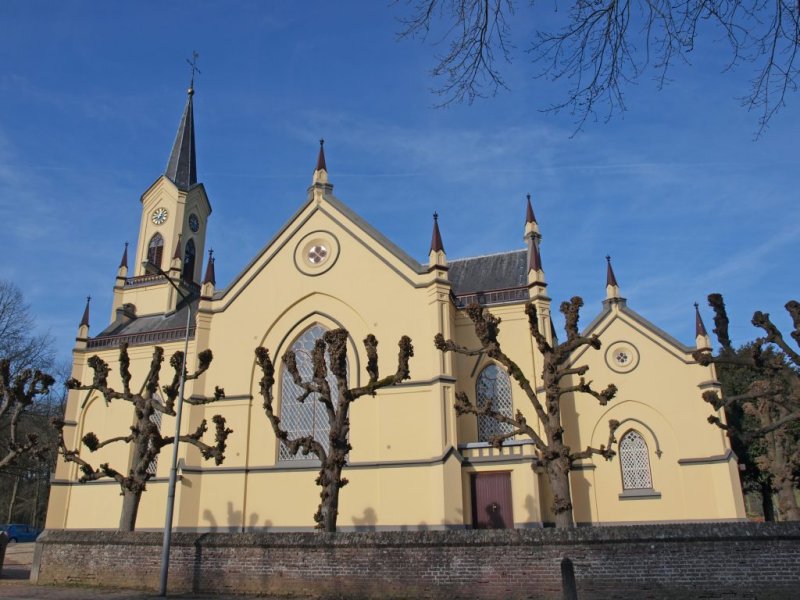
top-left (147, 233), bottom-right (164, 269)
top-left (619, 430), bottom-right (653, 489)
top-left (279, 324), bottom-right (348, 461)
top-left (475, 364), bottom-right (514, 443)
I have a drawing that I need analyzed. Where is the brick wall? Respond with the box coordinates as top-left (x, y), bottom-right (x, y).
top-left (31, 523), bottom-right (800, 599)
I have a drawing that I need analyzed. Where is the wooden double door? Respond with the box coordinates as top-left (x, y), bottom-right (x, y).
top-left (471, 471), bottom-right (513, 529)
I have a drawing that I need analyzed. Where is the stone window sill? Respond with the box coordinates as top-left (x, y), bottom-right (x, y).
top-left (619, 488), bottom-right (661, 500)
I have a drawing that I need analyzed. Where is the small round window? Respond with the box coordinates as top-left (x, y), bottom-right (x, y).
top-left (605, 341), bottom-right (640, 373)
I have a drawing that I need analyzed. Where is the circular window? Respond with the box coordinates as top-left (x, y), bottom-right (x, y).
top-left (605, 341), bottom-right (640, 374)
top-left (294, 231), bottom-right (340, 276)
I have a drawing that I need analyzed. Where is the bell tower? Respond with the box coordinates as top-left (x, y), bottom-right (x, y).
top-left (111, 72), bottom-right (213, 319)
top-left (134, 83), bottom-right (211, 285)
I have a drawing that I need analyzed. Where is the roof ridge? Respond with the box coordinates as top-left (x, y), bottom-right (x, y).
top-left (449, 248), bottom-right (525, 263)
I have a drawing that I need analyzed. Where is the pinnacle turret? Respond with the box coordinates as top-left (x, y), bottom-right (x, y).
top-left (312, 139), bottom-right (330, 185)
top-left (119, 242), bottom-right (129, 270)
top-left (430, 212), bottom-right (444, 254)
top-left (79, 296), bottom-right (91, 328)
top-left (203, 249), bottom-right (216, 285)
top-left (605, 255), bottom-right (621, 301)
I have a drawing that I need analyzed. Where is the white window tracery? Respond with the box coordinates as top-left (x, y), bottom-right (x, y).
top-left (619, 430), bottom-right (653, 489)
top-left (279, 324), bottom-right (346, 461)
top-left (475, 364), bottom-right (514, 443)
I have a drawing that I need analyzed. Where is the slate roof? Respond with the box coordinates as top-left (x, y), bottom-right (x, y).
top-left (94, 299), bottom-right (197, 340)
top-left (165, 92), bottom-right (197, 191)
top-left (448, 250), bottom-right (528, 295)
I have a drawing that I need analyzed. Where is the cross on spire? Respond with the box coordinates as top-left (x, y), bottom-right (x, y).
top-left (186, 51), bottom-right (200, 93)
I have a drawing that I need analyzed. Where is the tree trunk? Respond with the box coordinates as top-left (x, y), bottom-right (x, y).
top-left (6, 476), bottom-right (19, 522)
top-left (316, 464), bottom-right (340, 533)
top-left (546, 456), bottom-right (575, 529)
top-left (776, 477), bottom-right (800, 521)
top-left (760, 480), bottom-right (775, 522)
top-left (119, 490), bottom-right (142, 531)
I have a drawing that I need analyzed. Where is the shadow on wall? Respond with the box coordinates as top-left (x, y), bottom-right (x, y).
top-left (202, 502), bottom-right (272, 532)
top-left (352, 508), bottom-right (377, 532)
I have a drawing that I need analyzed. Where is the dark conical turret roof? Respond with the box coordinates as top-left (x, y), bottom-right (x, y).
top-left (203, 249), bottom-right (216, 286)
top-left (430, 212), bottom-right (445, 253)
top-left (695, 303), bottom-right (708, 337)
top-left (165, 90), bottom-right (197, 191)
top-left (79, 296), bottom-right (91, 328)
top-left (606, 255), bottom-right (619, 287)
top-left (525, 194), bottom-right (537, 224)
top-left (316, 139), bottom-right (327, 172)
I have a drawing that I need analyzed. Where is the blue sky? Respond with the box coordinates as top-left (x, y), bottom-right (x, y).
top-left (0, 1), bottom-right (797, 368)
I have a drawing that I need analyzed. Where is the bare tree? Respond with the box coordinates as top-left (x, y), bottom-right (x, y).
top-left (0, 359), bottom-right (55, 471)
top-left (0, 280), bottom-right (53, 373)
top-left (435, 300), bottom-right (619, 529)
top-left (694, 293), bottom-right (800, 520)
top-left (54, 342), bottom-right (232, 531)
top-left (255, 328), bottom-right (414, 532)
top-left (396, 1), bottom-right (799, 134)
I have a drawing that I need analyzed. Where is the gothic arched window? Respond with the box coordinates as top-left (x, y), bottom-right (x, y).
top-left (279, 324), bottom-right (347, 461)
top-left (147, 233), bottom-right (164, 269)
top-left (475, 364), bottom-right (514, 443)
top-left (182, 238), bottom-right (196, 282)
top-left (619, 430), bottom-right (653, 489)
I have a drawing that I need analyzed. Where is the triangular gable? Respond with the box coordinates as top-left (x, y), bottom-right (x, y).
top-left (212, 188), bottom-right (426, 305)
top-left (566, 300), bottom-right (696, 367)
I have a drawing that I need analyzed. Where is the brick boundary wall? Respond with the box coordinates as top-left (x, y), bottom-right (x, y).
top-left (31, 523), bottom-right (800, 599)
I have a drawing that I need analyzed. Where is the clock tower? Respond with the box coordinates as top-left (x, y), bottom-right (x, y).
top-left (112, 86), bottom-right (212, 317)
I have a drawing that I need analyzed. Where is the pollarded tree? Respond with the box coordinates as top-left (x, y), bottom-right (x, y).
top-left (0, 359), bottom-right (55, 471)
top-left (255, 328), bottom-right (414, 532)
top-left (694, 294), bottom-right (800, 520)
top-left (435, 299), bottom-right (619, 529)
top-left (53, 342), bottom-right (232, 531)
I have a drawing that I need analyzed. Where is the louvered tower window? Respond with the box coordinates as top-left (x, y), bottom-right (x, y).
top-left (147, 233), bottom-right (164, 269)
top-left (279, 325), bottom-right (347, 461)
top-left (619, 430), bottom-right (653, 489)
top-left (476, 365), bottom-right (514, 443)
top-left (182, 238), bottom-right (196, 282)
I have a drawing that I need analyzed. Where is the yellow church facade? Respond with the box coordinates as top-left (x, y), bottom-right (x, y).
top-left (46, 90), bottom-right (746, 532)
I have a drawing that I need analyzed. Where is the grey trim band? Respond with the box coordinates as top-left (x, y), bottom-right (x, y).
top-left (678, 449), bottom-right (734, 465)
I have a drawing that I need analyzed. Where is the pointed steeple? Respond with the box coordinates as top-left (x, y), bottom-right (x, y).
top-left (428, 212), bottom-right (447, 268)
top-left (606, 255), bottom-right (619, 287)
top-left (430, 212), bottom-right (444, 253)
top-left (79, 296), bottom-right (91, 328)
top-left (312, 139), bottom-right (329, 185)
top-left (173, 235), bottom-right (183, 261)
top-left (695, 303), bottom-right (708, 337)
top-left (203, 249), bottom-right (216, 285)
top-left (605, 255), bottom-right (621, 301)
top-left (76, 295), bottom-right (91, 346)
top-left (119, 242), bottom-right (129, 269)
top-left (695, 302), bottom-right (711, 350)
top-left (525, 194), bottom-right (537, 225)
top-left (165, 89), bottom-right (197, 191)
top-left (529, 239), bottom-right (543, 273)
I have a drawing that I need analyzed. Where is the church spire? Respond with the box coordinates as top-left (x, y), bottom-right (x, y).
top-left (119, 242), bottom-right (129, 270)
top-left (165, 88), bottom-right (197, 191)
top-left (79, 296), bottom-right (91, 328)
top-left (605, 255), bottom-right (621, 301)
top-left (428, 212), bottom-right (446, 268)
top-left (525, 193), bottom-right (537, 225)
top-left (695, 302), bottom-right (711, 350)
top-left (312, 139), bottom-right (329, 185)
top-left (203, 249), bottom-right (216, 285)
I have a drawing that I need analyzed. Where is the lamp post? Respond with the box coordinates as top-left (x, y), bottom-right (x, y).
top-left (142, 261), bottom-right (192, 597)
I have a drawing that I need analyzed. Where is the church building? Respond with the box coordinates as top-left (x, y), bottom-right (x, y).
top-left (46, 87), bottom-right (746, 532)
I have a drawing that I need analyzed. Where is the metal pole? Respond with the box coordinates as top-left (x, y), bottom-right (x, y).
top-left (157, 274), bottom-right (192, 597)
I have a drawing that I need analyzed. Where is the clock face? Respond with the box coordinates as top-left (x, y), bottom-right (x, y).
top-left (188, 214), bottom-right (200, 232)
top-left (151, 207), bottom-right (168, 226)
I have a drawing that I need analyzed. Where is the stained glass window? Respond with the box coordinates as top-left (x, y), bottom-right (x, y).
top-left (476, 364), bottom-right (514, 443)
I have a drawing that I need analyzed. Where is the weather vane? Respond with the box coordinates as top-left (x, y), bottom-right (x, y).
top-left (187, 51), bottom-right (201, 90)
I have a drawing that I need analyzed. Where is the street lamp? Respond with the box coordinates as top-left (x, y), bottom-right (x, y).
top-left (141, 261), bottom-right (192, 597)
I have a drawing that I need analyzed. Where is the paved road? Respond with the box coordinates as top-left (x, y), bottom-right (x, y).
top-left (0, 544), bottom-right (300, 599)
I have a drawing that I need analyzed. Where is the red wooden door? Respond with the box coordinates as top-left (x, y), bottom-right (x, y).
top-left (471, 472), bottom-right (513, 529)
